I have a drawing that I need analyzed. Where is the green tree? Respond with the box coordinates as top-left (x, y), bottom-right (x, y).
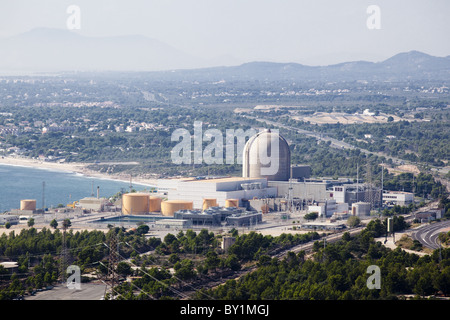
top-left (347, 216), bottom-right (361, 227)
top-left (434, 266), bottom-right (450, 295)
top-left (204, 251), bottom-right (221, 273)
top-left (304, 212), bottom-right (318, 221)
top-left (169, 253), bottom-right (180, 264)
top-left (27, 218), bottom-right (35, 228)
top-left (341, 232), bottom-right (352, 241)
top-left (44, 272), bottom-right (52, 285)
top-left (163, 233), bottom-right (177, 245)
top-left (230, 228), bottom-right (239, 237)
top-left (224, 254), bottom-right (241, 271)
top-left (50, 219), bottom-right (58, 229)
top-left (62, 219), bottom-right (71, 230)
top-left (174, 259), bottom-right (196, 281)
top-left (117, 262), bottom-right (132, 277)
top-left (137, 224), bottom-right (149, 235)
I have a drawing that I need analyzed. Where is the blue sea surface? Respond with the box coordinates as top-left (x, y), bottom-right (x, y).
top-left (0, 163), bottom-right (153, 212)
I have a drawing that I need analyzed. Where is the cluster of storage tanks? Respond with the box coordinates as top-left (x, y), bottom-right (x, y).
top-left (121, 193), bottom-right (163, 215)
top-left (121, 193), bottom-right (240, 217)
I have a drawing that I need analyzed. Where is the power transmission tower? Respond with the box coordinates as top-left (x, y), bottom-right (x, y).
top-left (42, 181), bottom-right (46, 210)
top-left (364, 163), bottom-right (381, 210)
top-left (60, 228), bottom-right (67, 284)
top-left (288, 178), bottom-right (294, 212)
top-left (364, 163), bottom-right (373, 207)
top-left (105, 232), bottom-right (120, 299)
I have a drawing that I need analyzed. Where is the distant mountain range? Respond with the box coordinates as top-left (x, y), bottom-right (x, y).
top-left (161, 51), bottom-right (450, 82)
top-left (0, 28), bottom-right (449, 82)
top-left (0, 28), bottom-right (212, 72)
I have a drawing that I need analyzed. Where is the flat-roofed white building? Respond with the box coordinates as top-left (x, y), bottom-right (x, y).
top-left (79, 197), bottom-right (107, 212)
top-left (308, 199), bottom-right (348, 218)
top-left (382, 191), bottom-right (414, 206)
top-left (0, 215), bottom-right (19, 225)
top-left (159, 177), bottom-right (277, 209)
top-left (268, 180), bottom-right (329, 202)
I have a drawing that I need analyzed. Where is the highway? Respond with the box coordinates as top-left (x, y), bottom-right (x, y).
top-left (274, 226), bottom-right (365, 258)
top-left (411, 220), bottom-right (450, 250)
top-left (244, 115), bottom-right (411, 166)
top-left (245, 115), bottom-right (450, 188)
top-left (244, 115), bottom-right (355, 151)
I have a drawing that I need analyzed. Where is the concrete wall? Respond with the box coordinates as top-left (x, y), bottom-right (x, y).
top-left (268, 181), bottom-right (329, 201)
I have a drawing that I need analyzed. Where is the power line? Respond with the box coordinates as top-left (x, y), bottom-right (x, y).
top-left (0, 242), bottom-right (104, 260)
top-left (123, 241), bottom-right (214, 300)
top-left (100, 239), bottom-right (189, 300)
top-left (59, 228), bottom-right (67, 284)
top-left (104, 232), bottom-right (120, 299)
top-left (119, 252), bottom-right (190, 300)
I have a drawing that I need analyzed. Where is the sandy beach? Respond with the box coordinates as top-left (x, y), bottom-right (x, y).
top-left (0, 155), bottom-right (159, 187)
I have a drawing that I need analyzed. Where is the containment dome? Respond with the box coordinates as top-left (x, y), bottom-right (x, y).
top-left (242, 129), bottom-right (291, 181)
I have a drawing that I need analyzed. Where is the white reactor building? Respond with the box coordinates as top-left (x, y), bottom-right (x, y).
top-left (242, 129), bottom-right (291, 181)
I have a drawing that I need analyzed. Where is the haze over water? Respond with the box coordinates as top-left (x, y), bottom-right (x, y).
top-left (0, 164), bottom-right (152, 213)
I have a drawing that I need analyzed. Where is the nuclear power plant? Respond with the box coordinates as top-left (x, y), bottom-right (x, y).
top-left (2, 128), bottom-right (405, 232)
top-left (82, 129), bottom-right (391, 230)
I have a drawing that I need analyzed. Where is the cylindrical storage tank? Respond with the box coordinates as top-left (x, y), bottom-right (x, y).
top-left (352, 202), bottom-right (371, 217)
top-left (202, 198), bottom-right (217, 211)
top-left (161, 200), bottom-right (193, 217)
top-left (149, 196), bottom-right (162, 212)
top-left (122, 193), bottom-right (150, 215)
top-left (20, 199), bottom-right (36, 211)
top-left (225, 199), bottom-right (239, 208)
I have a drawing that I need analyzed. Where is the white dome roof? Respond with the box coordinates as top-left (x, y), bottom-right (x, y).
top-left (242, 129), bottom-right (291, 181)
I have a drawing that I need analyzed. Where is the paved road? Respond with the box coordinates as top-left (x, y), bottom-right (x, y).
top-left (274, 226), bottom-right (365, 258)
top-left (25, 282), bottom-right (106, 300)
top-left (411, 220), bottom-right (450, 250)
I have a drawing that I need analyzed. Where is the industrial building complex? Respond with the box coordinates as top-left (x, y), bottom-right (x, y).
top-left (1, 130), bottom-right (416, 233)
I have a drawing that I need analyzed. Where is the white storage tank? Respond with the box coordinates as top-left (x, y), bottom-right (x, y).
top-left (352, 202), bottom-right (371, 217)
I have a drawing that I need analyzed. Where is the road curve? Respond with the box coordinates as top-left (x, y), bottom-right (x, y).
top-left (274, 226), bottom-right (365, 259)
top-left (411, 220), bottom-right (450, 250)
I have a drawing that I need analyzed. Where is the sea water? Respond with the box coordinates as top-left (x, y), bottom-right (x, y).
top-left (0, 163), bottom-right (153, 213)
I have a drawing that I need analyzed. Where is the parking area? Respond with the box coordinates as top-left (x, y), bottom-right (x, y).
top-left (25, 282), bottom-right (107, 300)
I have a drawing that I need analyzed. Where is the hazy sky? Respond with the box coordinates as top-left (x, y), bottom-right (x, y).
top-left (0, 0), bottom-right (449, 66)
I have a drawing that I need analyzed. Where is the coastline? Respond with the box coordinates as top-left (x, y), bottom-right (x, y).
top-left (0, 155), bottom-right (158, 187)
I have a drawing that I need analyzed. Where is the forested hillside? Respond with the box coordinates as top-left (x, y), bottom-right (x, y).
top-left (195, 220), bottom-right (450, 300)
